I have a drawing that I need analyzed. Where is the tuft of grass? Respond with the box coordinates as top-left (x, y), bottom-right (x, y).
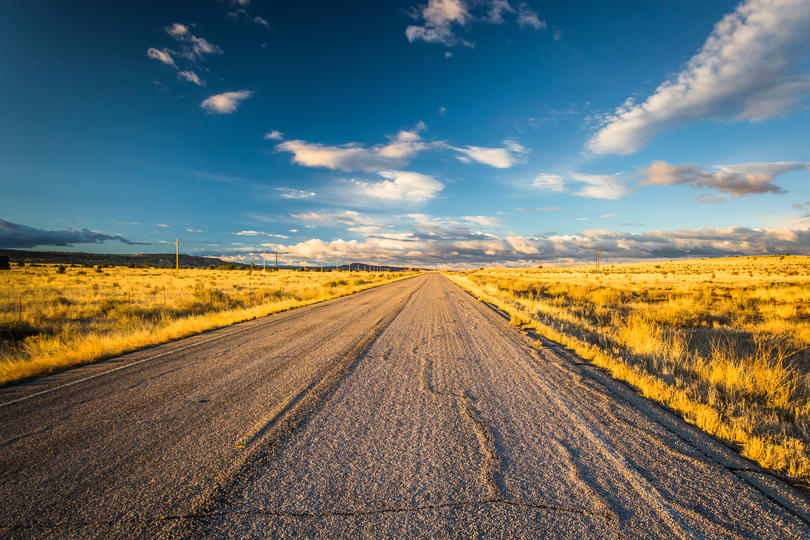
top-left (445, 255), bottom-right (810, 487)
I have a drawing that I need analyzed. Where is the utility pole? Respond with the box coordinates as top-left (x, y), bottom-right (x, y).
top-left (262, 252), bottom-right (267, 270)
top-left (174, 239), bottom-right (180, 270)
top-left (275, 249), bottom-right (278, 270)
top-left (595, 249), bottom-right (600, 271)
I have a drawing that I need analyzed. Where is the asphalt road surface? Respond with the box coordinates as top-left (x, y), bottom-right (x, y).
top-left (1, 273), bottom-right (809, 538)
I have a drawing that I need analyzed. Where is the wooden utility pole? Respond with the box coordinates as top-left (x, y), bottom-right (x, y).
top-left (275, 249), bottom-right (278, 270)
top-left (174, 239), bottom-right (180, 270)
top-left (595, 249), bottom-right (600, 270)
top-left (262, 252), bottom-right (267, 270)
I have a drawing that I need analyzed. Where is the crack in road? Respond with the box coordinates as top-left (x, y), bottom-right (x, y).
top-left (0, 497), bottom-right (616, 531)
top-left (418, 355), bottom-right (503, 499)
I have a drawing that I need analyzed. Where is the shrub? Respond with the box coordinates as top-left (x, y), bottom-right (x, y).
top-left (0, 320), bottom-right (40, 342)
top-left (0, 255), bottom-right (9, 270)
top-left (56, 265), bottom-right (66, 274)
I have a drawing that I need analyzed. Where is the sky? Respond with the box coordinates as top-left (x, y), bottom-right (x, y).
top-left (1, 0), bottom-right (810, 268)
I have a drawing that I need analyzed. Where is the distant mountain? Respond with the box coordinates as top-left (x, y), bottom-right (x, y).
top-left (0, 249), bottom-right (243, 268)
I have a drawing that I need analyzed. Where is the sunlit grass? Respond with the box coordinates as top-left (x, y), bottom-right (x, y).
top-left (446, 255), bottom-right (810, 486)
top-left (0, 265), bottom-right (416, 386)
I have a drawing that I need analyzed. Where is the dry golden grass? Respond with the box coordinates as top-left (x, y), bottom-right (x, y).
top-left (0, 265), bottom-right (416, 386)
top-left (446, 255), bottom-right (810, 486)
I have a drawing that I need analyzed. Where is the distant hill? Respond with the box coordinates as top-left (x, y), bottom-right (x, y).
top-left (0, 250), bottom-right (421, 271)
top-left (0, 249), bottom-right (243, 268)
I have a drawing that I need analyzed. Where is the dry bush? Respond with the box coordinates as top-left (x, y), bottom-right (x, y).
top-left (446, 255), bottom-right (810, 485)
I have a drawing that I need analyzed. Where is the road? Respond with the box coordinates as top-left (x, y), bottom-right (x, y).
top-left (1, 273), bottom-right (808, 538)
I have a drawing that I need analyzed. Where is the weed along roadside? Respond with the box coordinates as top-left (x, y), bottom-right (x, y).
top-left (0, 265), bottom-right (421, 387)
top-left (445, 255), bottom-right (810, 489)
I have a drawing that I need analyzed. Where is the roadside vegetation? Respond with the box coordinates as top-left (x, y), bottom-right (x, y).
top-left (447, 255), bottom-right (810, 486)
top-left (0, 265), bottom-right (415, 386)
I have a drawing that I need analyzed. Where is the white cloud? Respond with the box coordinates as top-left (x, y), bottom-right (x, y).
top-left (200, 90), bottom-right (253, 114)
top-left (356, 170), bottom-right (444, 203)
top-left (234, 230), bottom-right (288, 238)
top-left (164, 23), bottom-right (223, 60)
top-left (186, 228), bottom-right (203, 233)
top-left (157, 223), bottom-right (170, 228)
top-left (277, 125), bottom-right (434, 172)
top-left (276, 187), bottom-right (316, 199)
top-left (642, 160), bottom-right (808, 197)
top-left (177, 70), bottom-right (203, 86)
top-left (516, 2), bottom-right (546, 29)
top-left (454, 140), bottom-right (528, 168)
top-left (165, 23), bottom-right (188, 38)
top-left (588, 0), bottom-right (810, 155)
top-left (463, 215), bottom-right (502, 227)
top-left (264, 130), bottom-right (284, 141)
top-left (406, 0), bottom-right (470, 46)
top-left (531, 173), bottom-right (566, 192)
top-left (486, 0), bottom-right (515, 24)
top-left (572, 173), bottom-right (630, 199)
top-left (227, 8), bottom-right (270, 28)
top-left (147, 48), bottom-right (175, 67)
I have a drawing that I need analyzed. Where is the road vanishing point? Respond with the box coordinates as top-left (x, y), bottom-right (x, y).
top-left (1, 273), bottom-right (809, 538)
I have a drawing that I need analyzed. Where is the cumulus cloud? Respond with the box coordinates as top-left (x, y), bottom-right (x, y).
top-left (264, 130), bottom-right (284, 140)
top-left (0, 219), bottom-right (145, 249)
top-left (200, 90), bottom-right (253, 114)
top-left (228, 221), bottom-right (810, 268)
top-left (531, 173), bottom-right (566, 192)
top-left (147, 48), bottom-right (175, 66)
top-left (516, 2), bottom-right (546, 29)
top-left (454, 140), bottom-right (528, 168)
top-left (177, 70), bottom-right (203, 86)
top-left (276, 187), bottom-right (316, 199)
top-left (356, 170), bottom-right (444, 202)
top-left (642, 160), bottom-right (808, 198)
top-left (588, 0), bottom-right (810, 155)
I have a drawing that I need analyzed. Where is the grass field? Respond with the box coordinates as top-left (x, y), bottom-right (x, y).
top-left (0, 265), bottom-right (415, 386)
top-left (447, 255), bottom-right (810, 486)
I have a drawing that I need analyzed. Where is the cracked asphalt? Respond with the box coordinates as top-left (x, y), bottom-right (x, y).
top-left (1, 273), bottom-right (809, 538)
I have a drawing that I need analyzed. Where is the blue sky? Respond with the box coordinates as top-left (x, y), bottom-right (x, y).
top-left (1, 0), bottom-right (809, 267)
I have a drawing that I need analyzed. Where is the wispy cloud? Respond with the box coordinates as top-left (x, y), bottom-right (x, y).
top-left (164, 23), bottom-right (223, 60)
top-left (200, 90), bottom-right (253, 114)
top-left (264, 130), bottom-right (284, 141)
top-left (0, 219), bottom-right (146, 249)
top-left (276, 187), bottom-right (316, 199)
top-left (531, 173), bottom-right (566, 192)
top-left (462, 215), bottom-right (503, 227)
top-left (572, 173), bottom-right (630, 199)
top-left (406, 0), bottom-right (546, 46)
top-left (453, 140), bottom-right (528, 168)
top-left (516, 2), bottom-right (546, 29)
top-left (177, 70), bottom-right (203, 86)
top-left (147, 47), bottom-right (175, 67)
top-left (588, 0), bottom-right (810, 155)
top-left (641, 160), bottom-right (808, 198)
top-left (147, 23), bottom-right (220, 86)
